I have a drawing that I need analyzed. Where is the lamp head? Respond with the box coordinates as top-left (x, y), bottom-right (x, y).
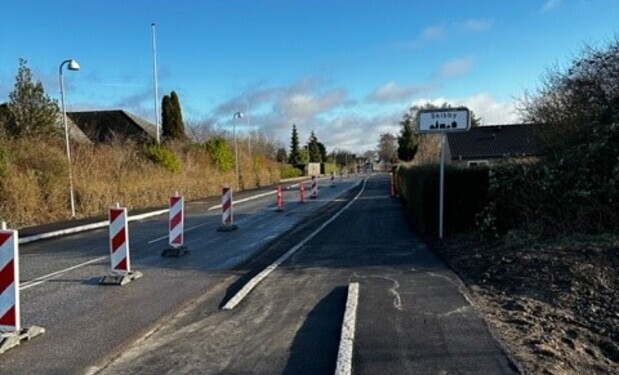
top-left (233, 111), bottom-right (244, 119)
top-left (67, 59), bottom-right (80, 71)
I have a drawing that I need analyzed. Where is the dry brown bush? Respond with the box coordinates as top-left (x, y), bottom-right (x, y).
top-left (0, 137), bottom-right (280, 228)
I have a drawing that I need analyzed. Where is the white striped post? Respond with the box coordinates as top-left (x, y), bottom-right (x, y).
top-left (162, 194), bottom-right (189, 257)
top-left (169, 195), bottom-right (184, 247)
top-left (276, 185), bottom-right (284, 212)
top-left (0, 222), bottom-right (45, 354)
top-left (109, 207), bottom-right (131, 274)
top-left (299, 181), bottom-right (305, 204)
top-left (0, 224), bottom-right (19, 333)
top-left (218, 186), bottom-right (238, 231)
top-left (310, 176), bottom-right (318, 199)
top-left (100, 206), bottom-right (142, 285)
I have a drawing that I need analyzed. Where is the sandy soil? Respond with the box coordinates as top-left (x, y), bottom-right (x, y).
top-left (433, 233), bottom-right (618, 375)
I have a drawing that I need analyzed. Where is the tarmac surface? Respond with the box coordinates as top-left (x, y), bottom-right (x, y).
top-left (92, 175), bottom-right (520, 374)
top-left (0, 175), bottom-right (361, 375)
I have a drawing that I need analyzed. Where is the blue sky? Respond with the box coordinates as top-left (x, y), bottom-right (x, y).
top-left (1, 0), bottom-right (618, 152)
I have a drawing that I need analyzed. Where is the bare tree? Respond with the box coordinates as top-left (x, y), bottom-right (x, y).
top-left (377, 133), bottom-right (398, 163)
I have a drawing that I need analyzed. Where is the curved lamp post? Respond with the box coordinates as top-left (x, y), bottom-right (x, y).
top-left (59, 58), bottom-right (80, 217)
top-left (233, 111), bottom-right (244, 191)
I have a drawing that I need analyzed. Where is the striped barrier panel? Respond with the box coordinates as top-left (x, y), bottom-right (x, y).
top-left (218, 186), bottom-right (238, 231)
top-left (299, 181), bottom-right (305, 204)
top-left (310, 176), bottom-right (318, 199)
top-left (162, 195), bottom-right (189, 257)
top-left (99, 207), bottom-right (142, 285)
top-left (0, 226), bottom-right (19, 333)
top-left (276, 185), bottom-right (284, 212)
top-left (109, 207), bottom-right (131, 273)
top-left (0, 223), bottom-right (45, 354)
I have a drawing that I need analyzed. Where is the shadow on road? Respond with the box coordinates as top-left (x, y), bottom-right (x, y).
top-left (282, 286), bottom-right (347, 375)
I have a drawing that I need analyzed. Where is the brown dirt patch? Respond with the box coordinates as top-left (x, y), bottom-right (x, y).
top-left (433, 233), bottom-right (619, 375)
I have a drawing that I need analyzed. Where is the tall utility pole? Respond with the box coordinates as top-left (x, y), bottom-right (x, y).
top-left (246, 101), bottom-right (251, 156)
top-left (151, 22), bottom-right (160, 144)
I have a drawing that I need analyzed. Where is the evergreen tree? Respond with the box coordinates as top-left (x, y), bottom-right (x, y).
top-left (3, 59), bottom-right (59, 139)
top-left (169, 91), bottom-right (185, 139)
top-left (162, 91), bottom-right (185, 140)
top-left (161, 94), bottom-right (172, 139)
top-left (308, 131), bottom-right (322, 162)
top-left (397, 114), bottom-right (418, 161)
top-left (288, 124), bottom-right (302, 165)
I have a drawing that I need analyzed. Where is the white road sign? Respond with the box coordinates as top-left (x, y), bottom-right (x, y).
top-left (417, 108), bottom-right (471, 133)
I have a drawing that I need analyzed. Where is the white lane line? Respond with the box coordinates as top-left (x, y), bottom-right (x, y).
top-left (206, 190), bottom-right (277, 211)
top-left (222, 178), bottom-right (366, 310)
top-left (335, 282), bottom-right (360, 375)
top-left (20, 256), bottom-right (107, 290)
top-left (19, 177), bottom-right (359, 244)
top-left (19, 209), bottom-right (170, 244)
top-left (146, 222), bottom-right (211, 244)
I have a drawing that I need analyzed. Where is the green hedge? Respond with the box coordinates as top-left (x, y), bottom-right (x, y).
top-left (143, 145), bottom-right (181, 173)
top-left (397, 165), bottom-right (489, 237)
top-left (280, 164), bottom-right (303, 179)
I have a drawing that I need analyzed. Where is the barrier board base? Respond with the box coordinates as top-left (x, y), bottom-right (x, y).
top-left (161, 246), bottom-right (189, 257)
top-left (310, 195), bottom-right (317, 199)
top-left (0, 326), bottom-right (46, 355)
top-left (275, 207), bottom-right (284, 212)
top-left (217, 224), bottom-right (238, 232)
top-left (99, 271), bottom-right (143, 286)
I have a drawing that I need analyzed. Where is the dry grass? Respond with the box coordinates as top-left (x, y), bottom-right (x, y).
top-left (0, 138), bottom-right (281, 228)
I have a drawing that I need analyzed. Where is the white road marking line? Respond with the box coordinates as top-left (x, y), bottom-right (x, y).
top-left (388, 278), bottom-right (403, 311)
top-left (20, 256), bottom-right (107, 290)
top-left (335, 282), bottom-right (360, 375)
top-left (222, 178), bottom-right (366, 310)
top-left (20, 178), bottom-right (359, 244)
top-left (206, 190), bottom-right (276, 211)
top-left (146, 222), bottom-right (210, 244)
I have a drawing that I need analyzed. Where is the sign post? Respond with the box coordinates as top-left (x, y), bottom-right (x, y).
top-left (416, 107), bottom-right (471, 239)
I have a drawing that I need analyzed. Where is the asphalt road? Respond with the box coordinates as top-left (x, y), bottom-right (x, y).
top-left (0, 176), bottom-right (363, 375)
top-left (93, 174), bottom-right (520, 375)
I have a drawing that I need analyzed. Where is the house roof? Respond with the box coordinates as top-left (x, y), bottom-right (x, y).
top-left (447, 124), bottom-right (541, 160)
top-left (67, 110), bottom-right (156, 144)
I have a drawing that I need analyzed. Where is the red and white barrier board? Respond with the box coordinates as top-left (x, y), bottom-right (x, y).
top-left (169, 196), bottom-right (184, 247)
top-left (218, 186), bottom-right (238, 231)
top-left (299, 181), bottom-right (305, 204)
top-left (311, 176), bottom-right (318, 199)
top-left (162, 195), bottom-right (189, 257)
top-left (109, 207), bottom-right (131, 273)
top-left (100, 206), bottom-right (142, 285)
top-left (0, 228), bottom-right (19, 333)
top-left (276, 185), bottom-right (284, 212)
top-left (0, 224), bottom-right (45, 354)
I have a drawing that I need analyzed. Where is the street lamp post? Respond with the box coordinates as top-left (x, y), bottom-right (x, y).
top-left (59, 58), bottom-right (80, 218)
top-left (233, 111), bottom-right (244, 191)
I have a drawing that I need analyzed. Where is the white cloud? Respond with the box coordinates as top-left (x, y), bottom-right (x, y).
top-left (411, 94), bottom-right (520, 125)
top-left (542, 0), bottom-right (562, 12)
top-left (276, 88), bottom-right (347, 118)
top-left (438, 57), bottom-right (474, 79)
top-left (461, 18), bottom-right (494, 32)
top-left (421, 25), bottom-right (446, 41)
top-left (367, 81), bottom-right (438, 103)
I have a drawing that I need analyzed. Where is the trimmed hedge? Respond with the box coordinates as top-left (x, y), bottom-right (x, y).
top-left (143, 145), bottom-right (181, 173)
top-left (280, 164), bottom-right (303, 179)
top-left (397, 165), bottom-right (489, 237)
